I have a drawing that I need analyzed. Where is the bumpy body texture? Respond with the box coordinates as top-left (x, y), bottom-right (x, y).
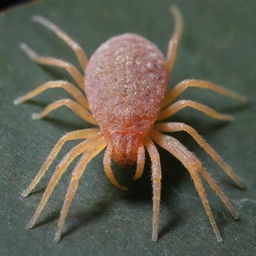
top-left (15, 6), bottom-right (247, 244)
top-left (86, 33), bottom-right (167, 164)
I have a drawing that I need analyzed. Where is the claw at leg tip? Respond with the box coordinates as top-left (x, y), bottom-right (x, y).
top-left (217, 235), bottom-right (224, 243)
top-left (26, 221), bottom-right (34, 230)
top-left (233, 213), bottom-right (240, 221)
top-left (21, 189), bottom-right (30, 197)
top-left (227, 115), bottom-right (235, 121)
top-left (32, 15), bottom-right (42, 22)
top-left (31, 113), bottom-right (40, 120)
top-left (152, 233), bottom-right (158, 242)
top-left (20, 42), bottom-right (26, 49)
top-left (241, 97), bottom-right (248, 103)
top-left (20, 42), bottom-right (29, 52)
top-left (14, 97), bottom-right (22, 105)
top-left (237, 180), bottom-right (246, 190)
top-left (20, 42), bottom-right (37, 59)
top-left (54, 233), bottom-right (61, 243)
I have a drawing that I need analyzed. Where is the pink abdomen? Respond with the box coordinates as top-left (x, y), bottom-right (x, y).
top-left (85, 33), bottom-right (167, 164)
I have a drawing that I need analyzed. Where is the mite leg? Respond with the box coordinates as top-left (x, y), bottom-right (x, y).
top-left (103, 145), bottom-right (128, 191)
top-left (158, 99), bottom-right (233, 121)
top-left (32, 16), bottom-right (88, 70)
top-left (163, 79), bottom-right (248, 107)
top-left (14, 80), bottom-right (89, 109)
top-left (190, 170), bottom-right (223, 243)
top-left (133, 145), bottom-right (145, 180)
top-left (31, 98), bottom-right (96, 125)
top-left (26, 134), bottom-right (102, 230)
top-left (151, 130), bottom-right (224, 242)
top-left (22, 128), bottom-right (100, 197)
top-left (155, 122), bottom-right (245, 188)
top-left (200, 167), bottom-right (240, 220)
top-left (54, 136), bottom-right (108, 243)
top-left (166, 6), bottom-right (183, 76)
top-left (145, 138), bottom-right (162, 242)
top-left (21, 43), bottom-right (84, 89)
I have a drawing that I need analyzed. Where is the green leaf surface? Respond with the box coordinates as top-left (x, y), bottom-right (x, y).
top-left (0, 0), bottom-right (256, 255)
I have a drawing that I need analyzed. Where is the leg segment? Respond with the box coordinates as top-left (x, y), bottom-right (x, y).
top-left (133, 145), bottom-right (145, 180)
top-left (103, 145), bottom-right (128, 191)
top-left (21, 43), bottom-right (84, 89)
top-left (190, 170), bottom-right (223, 243)
top-left (27, 133), bottom-right (103, 230)
top-left (145, 138), bottom-right (162, 241)
top-left (33, 16), bottom-right (88, 70)
top-left (14, 80), bottom-right (89, 109)
top-left (31, 98), bottom-right (97, 125)
top-left (155, 122), bottom-right (245, 188)
top-left (54, 136), bottom-right (108, 243)
top-left (163, 79), bottom-right (248, 107)
top-left (200, 167), bottom-right (240, 220)
top-left (158, 99), bottom-right (233, 121)
top-left (150, 130), bottom-right (224, 242)
top-left (166, 6), bottom-right (183, 76)
top-left (22, 128), bottom-right (100, 197)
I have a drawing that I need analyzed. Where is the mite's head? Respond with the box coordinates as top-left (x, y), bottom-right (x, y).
top-left (109, 132), bottom-right (143, 165)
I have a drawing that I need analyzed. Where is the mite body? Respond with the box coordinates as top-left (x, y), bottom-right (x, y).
top-left (86, 33), bottom-right (167, 165)
top-left (15, 6), bottom-right (246, 243)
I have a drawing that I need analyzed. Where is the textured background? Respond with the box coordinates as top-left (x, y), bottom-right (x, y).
top-left (0, 0), bottom-right (255, 255)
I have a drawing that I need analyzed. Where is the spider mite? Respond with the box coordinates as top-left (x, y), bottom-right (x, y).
top-left (15, 6), bottom-right (247, 243)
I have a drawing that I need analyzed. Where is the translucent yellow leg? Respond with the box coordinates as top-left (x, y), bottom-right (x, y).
top-left (33, 15), bottom-right (88, 70)
top-left (163, 79), bottom-right (247, 107)
top-left (21, 43), bottom-right (84, 89)
top-left (54, 136), bottom-right (107, 243)
top-left (145, 138), bottom-right (162, 241)
top-left (31, 98), bottom-right (97, 125)
top-left (133, 145), bottom-right (145, 180)
top-left (158, 99), bottom-right (233, 121)
top-left (166, 6), bottom-right (183, 77)
top-left (27, 133), bottom-right (102, 230)
top-left (200, 167), bottom-right (240, 220)
top-left (151, 130), bottom-right (223, 242)
top-left (14, 80), bottom-right (89, 109)
top-left (22, 128), bottom-right (100, 197)
top-left (103, 145), bottom-right (128, 191)
top-left (155, 122), bottom-right (245, 188)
